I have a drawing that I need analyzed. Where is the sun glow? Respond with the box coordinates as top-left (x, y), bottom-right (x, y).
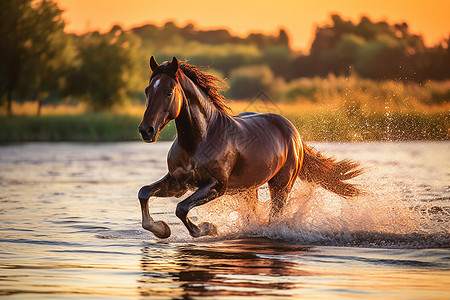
top-left (57, 0), bottom-right (450, 50)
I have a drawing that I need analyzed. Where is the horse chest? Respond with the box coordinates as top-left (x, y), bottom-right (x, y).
top-left (169, 159), bottom-right (212, 189)
top-left (168, 139), bottom-right (229, 188)
top-left (171, 163), bottom-right (194, 185)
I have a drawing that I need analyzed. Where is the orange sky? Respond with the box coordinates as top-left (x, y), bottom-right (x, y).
top-left (57, 0), bottom-right (450, 50)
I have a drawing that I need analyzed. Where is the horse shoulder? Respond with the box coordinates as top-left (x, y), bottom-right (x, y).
top-left (167, 140), bottom-right (192, 175)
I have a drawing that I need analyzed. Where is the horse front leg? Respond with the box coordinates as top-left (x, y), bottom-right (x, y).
top-left (138, 173), bottom-right (187, 239)
top-left (175, 179), bottom-right (225, 238)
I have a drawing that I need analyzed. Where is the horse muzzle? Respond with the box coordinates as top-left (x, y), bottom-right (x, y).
top-left (139, 124), bottom-right (158, 143)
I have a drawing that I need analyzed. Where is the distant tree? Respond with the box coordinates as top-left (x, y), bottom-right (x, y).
top-left (278, 29), bottom-right (290, 47)
top-left (355, 34), bottom-right (405, 80)
top-left (303, 14), bottom-right (442, 81)
top-left (66, 27), bottom-right (141, 111)
top-left (226, 65), bottom-right (274, 99)
top-left (319, 34), bottom-right (365, 76)
top-left (261, 46), bottom-right (292, 78)
top-left (290, 54), bottom-right (315, 79)
top-left (0, 0), bottom-right (67, 115)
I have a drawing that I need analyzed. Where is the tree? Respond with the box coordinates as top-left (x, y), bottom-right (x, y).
top-left (66, 27), bottom-right (141, 111)
top-left (261, 46), bottom-right (292, 78)
top-left (355, 34), bottom-right (405, 80)
top-left (319, 34), bottom-right (365, 76)
top-left (21, 1), bottom-right (72, 115)
top-left (226, 65), bottom-right (274, 99)
top-left (0, 0), bottom-right (67, 115)
top-left (304, 14), bottom-right (438, 81)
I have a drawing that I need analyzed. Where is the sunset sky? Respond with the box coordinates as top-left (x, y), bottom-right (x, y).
top-left (57, 0), bottom-right (450, 50)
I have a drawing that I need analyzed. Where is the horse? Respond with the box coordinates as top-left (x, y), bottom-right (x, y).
top-left (138, 56), bottom-right (363, 239)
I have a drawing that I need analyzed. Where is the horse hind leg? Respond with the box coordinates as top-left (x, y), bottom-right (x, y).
top-left (239, 188), bottom-right (259, 225)
top-left (267, 183), bottom-right (291, 223)
top-left (267, 166), bottom-right (297, 223)
top-left (268, 136), bottom-right (302, 223)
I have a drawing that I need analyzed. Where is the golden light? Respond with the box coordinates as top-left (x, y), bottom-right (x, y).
top-left (57, 0), bottom-right (450, 50)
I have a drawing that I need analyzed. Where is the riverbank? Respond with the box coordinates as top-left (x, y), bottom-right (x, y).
top-left (0, 111), bottom-right (447, 143)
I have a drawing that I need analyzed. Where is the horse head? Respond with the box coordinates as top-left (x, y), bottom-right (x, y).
top-left (139, 56), bottom-right (183, 142)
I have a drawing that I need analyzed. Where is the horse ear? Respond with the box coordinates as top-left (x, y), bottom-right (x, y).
top-left (149, 56), bottom-right (159, 71)
top-left (170, 56), bottom-right (179, 73)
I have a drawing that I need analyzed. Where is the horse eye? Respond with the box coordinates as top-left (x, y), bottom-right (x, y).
top-left (166, 90), bottom-right (173, 97)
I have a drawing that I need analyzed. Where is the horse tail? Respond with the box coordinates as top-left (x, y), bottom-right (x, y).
top-left (298, 143), bottom-right (363, 197)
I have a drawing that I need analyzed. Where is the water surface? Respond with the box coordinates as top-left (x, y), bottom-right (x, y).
top-left (0, 141), bottom-right (449, 299)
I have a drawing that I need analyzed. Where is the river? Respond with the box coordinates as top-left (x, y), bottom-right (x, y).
top-left (0, 141), bottom-right (449, 299)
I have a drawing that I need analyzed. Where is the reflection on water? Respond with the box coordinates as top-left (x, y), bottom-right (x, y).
top-left (0, 142), bottom-right (449, 299)
top-left (139, 239), bottom-right (314, 298)
top-left (136, 238), bottom-right (450, 299)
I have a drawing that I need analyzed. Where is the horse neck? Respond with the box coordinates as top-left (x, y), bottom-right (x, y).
top-left (175, 75), bottom-right (221, 153)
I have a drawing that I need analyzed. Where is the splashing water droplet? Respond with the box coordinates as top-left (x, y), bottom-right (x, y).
top-left (195, 166), bottom-right (448, 248)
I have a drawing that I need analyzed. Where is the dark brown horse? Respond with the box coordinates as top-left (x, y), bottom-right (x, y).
top-left (138, 56), bottom-right (363, 239)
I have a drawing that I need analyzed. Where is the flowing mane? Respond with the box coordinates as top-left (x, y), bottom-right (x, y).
top-left (150, 61), bottom-right (232, 114)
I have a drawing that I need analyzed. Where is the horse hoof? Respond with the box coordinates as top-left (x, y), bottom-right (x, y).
top-left (153, 220), bottom-right (171, 239)
top-left (199, 222), bottom-right (218, 237)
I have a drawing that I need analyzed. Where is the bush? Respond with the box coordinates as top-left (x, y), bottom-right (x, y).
top-left (281, 78), bottom-right (318, 102)
top-left (226, 65), bottom-right (274, 99)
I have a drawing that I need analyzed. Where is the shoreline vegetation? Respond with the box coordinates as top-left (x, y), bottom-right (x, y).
top-left (2, 73), bottom-right (448, 143)
top-left (1, 97), bottom-right (448, 143)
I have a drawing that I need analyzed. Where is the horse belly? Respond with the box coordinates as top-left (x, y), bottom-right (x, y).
top-left (227, 144), bottom-right (285, 189)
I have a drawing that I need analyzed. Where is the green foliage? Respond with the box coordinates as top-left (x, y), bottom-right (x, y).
top-left (355, 34), bottom-right (403, 79)
top-left (0, 113), bottom-right (137, 142)
top-left (1, 112), bottom-right (446, 143)
top-left (0, 0), bottom-right (68, 115)
top-left (154, 42), bottom-right (262, 76)
top-left (319, 34), bottom-right (365, 76)
top-left (132, 22), bottom-right (289, 50)
top-left (294, 14), bottom-right (450, 81)
top-left (226, 65), bottom-right (274, 99)
top-left (276, 75), bottom-right (450, 114)
top-left (282, 78), bottom-right (318, 102)
top-left (286, 112), bottom-right (448, 142)
top-left (65, 26), bottom-right (141, 111)
top-left (260, 46), bottom-right (292, 78)
top-left (0, 113), bottom-right (174, 143)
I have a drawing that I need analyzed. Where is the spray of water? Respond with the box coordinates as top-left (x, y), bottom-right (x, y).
top-left (193, 168), bottom-right (449, 248)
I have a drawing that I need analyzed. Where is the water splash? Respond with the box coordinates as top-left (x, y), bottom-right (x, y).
top-left (194, 168), bottom-right (449, 249)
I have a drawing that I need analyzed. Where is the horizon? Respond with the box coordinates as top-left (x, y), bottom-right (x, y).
top-left (57, 0), bottom-right (450, 50)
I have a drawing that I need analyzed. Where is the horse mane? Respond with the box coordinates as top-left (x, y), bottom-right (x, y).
top-left (151, 61), bottom-right (232, 114)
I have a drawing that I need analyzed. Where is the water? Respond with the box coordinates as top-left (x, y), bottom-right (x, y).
top-left (0, 141), bottom-right (449, 299)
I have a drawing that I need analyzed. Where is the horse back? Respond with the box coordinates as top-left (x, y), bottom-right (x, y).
top-left (225, 112), bottom-right (302, 189)
top-left (234, 112), bottom-right (300, 145)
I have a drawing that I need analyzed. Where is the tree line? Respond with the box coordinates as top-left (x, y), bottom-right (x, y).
top-left (1, 0), bottom-right (449, 115)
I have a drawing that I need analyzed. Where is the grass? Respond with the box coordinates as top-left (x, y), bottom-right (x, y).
top-left (0, 113), bottom-right (177, 143)
top-left (275, 75), bottom-right (450, 112)
top-left (286, 112), bottom-right (448, 142)
top-left (0, 109), bottom-right (447, 143)
top-left (1, 75), bottom-right (448, 143)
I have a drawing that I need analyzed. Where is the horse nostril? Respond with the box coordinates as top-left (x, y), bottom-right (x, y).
top-left (139, 125), bottom-right (156, 140)
top-left (147, 126), bottom-right (155, 136)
